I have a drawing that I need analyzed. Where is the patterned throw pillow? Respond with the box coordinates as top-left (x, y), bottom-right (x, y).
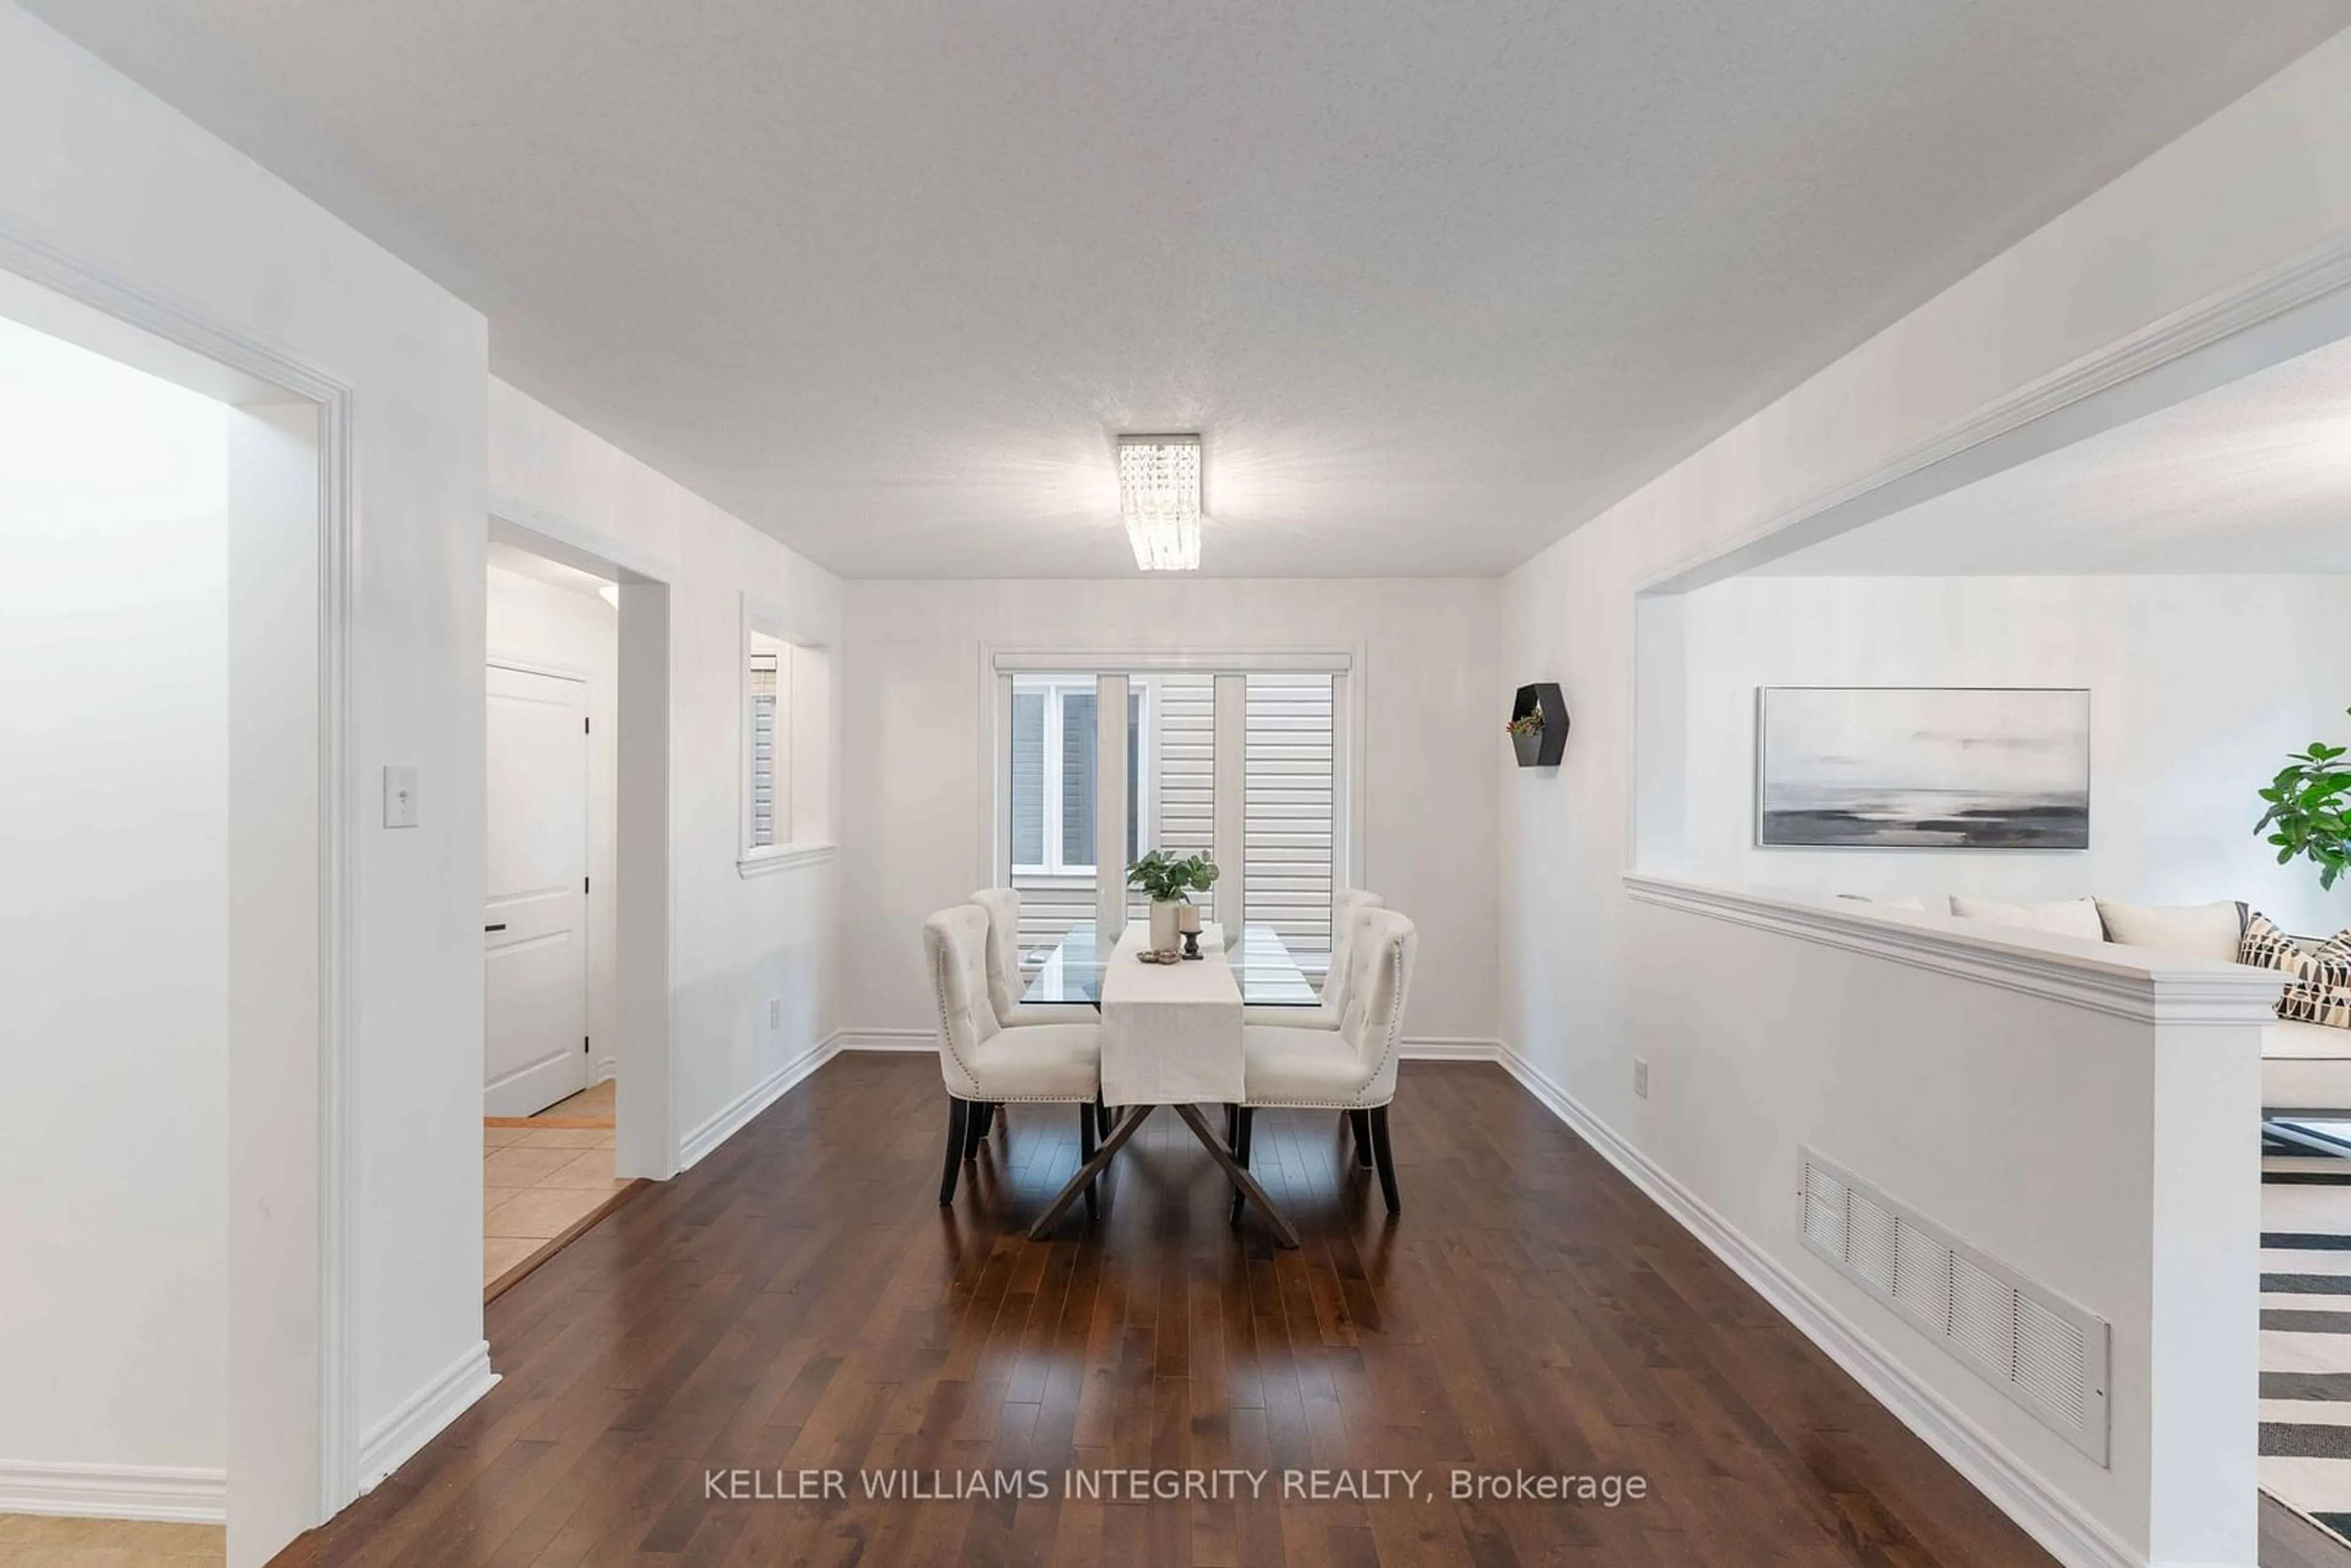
top-left (2322, 928), bottom-right (2351, 975)
top-left (2281, 981), bottom-right (2351, 1029)
top-left (2273, 926), bottom-right (2351, 1031)
top-left (2241, 912), bottom-right (2320, 981)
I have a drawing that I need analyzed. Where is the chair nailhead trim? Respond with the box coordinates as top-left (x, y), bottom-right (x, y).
top-left (1246, 938), bottom-right (1406, 1110)
top-left (929, 943), bottom-right (985, 1100)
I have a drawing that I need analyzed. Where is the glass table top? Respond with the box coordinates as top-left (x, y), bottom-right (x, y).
top-left (1021, 921), bottom-right (1323, 1008)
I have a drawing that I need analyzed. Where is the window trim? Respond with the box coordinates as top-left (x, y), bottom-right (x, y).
top-left (980, 644), bottom-right (1364, 912)
top-left (737, 593), bottom-right (835, 877)
top-left (737, 840), bottom-right (837, 877)
top-left (992, 648), bottom-right (1351, 673)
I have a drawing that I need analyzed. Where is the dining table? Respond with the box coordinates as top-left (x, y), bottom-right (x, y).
top-left (1020, 918), bottom-right (1319, 1247)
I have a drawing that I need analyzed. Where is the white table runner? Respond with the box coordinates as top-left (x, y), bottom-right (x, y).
top-left (1098, 919), bottom-right (1244, 1106)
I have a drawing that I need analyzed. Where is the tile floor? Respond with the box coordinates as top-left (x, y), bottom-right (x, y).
top-left (0, 1514), bottom-right (223, 1565)
top-left (482, 1120), bottom-right (629, 1289)
top-left (511, 1078), bottom-right (616, 1124)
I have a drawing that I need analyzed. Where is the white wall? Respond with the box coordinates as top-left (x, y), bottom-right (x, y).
top-left (0, 314), bottom-right (230, 1486)
top-left (1671, 574), bottom-right (2351, 936)
top-left (486, 378), bottom-right (844, 1160)
top-left (486, 564), bottom-right (621, 1081)
top-left (1606, 886), bottom-right (2266, 1568)
top-left (0, 4), bottom-right (490, 1551)
top-left (838, 577), bottom-right (1501, 1044)
top-left (1501, 33), bottom-right (2351, 1568)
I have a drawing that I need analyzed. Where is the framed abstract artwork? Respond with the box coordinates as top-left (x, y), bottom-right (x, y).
top-left (1755, 686), bottom-right (2090, 849)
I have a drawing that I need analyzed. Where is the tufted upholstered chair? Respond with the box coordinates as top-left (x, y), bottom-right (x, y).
top-left (1235, 887), bottom-right (1387, 1169)
top-left (923, 903), bottom-right (1102, 1207)
top-left (1241, 887), bottom-right (1384, 1029)
top-left (970, 887), bottom-right (1096, 1026)
top-left (969, 888), bottom-right (1108, 1141)
top-left (1231, 906), bottom-right (1416, 1216)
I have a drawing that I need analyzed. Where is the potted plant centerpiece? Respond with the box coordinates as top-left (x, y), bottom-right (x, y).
top-left (1126, 849), bottom-right (1220, 953)
top-left (2258, 706), bottom-right (2351, 891)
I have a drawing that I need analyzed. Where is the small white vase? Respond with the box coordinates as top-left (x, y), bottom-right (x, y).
top-left (1149, 899), bottom-right (1182, 951)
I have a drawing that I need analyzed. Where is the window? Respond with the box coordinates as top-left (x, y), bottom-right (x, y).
top-left (739, 602), bottom-right (832, 874)
top-left (991, 653), bottom-right (1355, 978)
top-left (1008, 677), bottom-right (1145, 876)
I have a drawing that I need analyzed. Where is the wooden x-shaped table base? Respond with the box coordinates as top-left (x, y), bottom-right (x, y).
top-left (1027, 1102), bottom-right (1301, 1249)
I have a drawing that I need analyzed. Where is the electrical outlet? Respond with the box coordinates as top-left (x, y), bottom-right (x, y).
top-left (767, 997), bottom-right (782, 1030)
top-left (383, 765), bottom-right (419, 828)
top-left (1633, 1057), bottom-right (1649, 1098)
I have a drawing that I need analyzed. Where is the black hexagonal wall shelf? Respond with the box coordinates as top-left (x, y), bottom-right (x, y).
top-left (1509, 682), bottom-right (1568, 768)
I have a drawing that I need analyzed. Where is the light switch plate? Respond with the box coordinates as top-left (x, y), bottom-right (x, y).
top-left (383, 765), bottom-right (419, 828)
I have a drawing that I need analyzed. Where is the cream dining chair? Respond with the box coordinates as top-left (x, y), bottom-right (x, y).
top-left (923, 903), bottom-right (1103, 1209)
top-left (1239, 887), bottom-right (1384, 1167)
top-left (1229, 906), bottom-right (1417, 1218)
top-left (971, 887), bottom-right (1097, 1026)
top-left (1242, 887), bottom-right (1384, 1029)
top-left (970, 887), bottom-right (1108, 1144)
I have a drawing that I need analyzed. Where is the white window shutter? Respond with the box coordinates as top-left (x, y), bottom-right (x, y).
top-left (1244, 672), bottom-right (1335, 962)
top-left (748, 651), bottom-right (779, 848)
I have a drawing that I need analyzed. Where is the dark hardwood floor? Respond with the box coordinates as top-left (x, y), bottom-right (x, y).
top-left (274, 1055), bottom-right (2064, 1566)
top-left (2266, 1493), bottom-right (2351, 1568)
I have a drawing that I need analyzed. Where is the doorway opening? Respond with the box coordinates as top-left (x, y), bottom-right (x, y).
top-left (479, 540), bottom-right (635, 1295)
top-left (0, 258), bottom-right (339, 1568)
top-left (477, 513), bottom-right (673, 1300)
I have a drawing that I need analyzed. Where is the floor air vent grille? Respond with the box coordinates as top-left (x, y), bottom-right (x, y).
top-left (1798, 1148), bottom-right (2109, 1465)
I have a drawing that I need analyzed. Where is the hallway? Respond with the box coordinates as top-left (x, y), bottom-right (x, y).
top-left (272, 1056), bottom-right (2053, 1567)
top-left (483, 1081), bottom-right (633, 1294)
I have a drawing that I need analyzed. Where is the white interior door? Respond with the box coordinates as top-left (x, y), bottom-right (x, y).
top-left (484, 662), bottom-right (591, 1117)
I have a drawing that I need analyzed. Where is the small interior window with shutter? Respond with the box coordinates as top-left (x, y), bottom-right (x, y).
top-left (748, 640), bottom-right (782, 847)
top-left (739, 603), bottom-right (832, 873)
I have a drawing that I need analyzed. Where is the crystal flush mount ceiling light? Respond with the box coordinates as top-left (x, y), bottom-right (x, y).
top-left (1117, 433), bottom-right (1202, 571)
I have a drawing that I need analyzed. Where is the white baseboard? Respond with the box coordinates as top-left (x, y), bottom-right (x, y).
top-left (0, 1459), bottom-right (226, 1523)
top-left (1493, 1042), bottom-right (2139, 1568)
top-left (593, 1057), bottom-right (617, 1083)
top-left (836, 1030), bottom-right (1502, 1063)
top-left (834, 1027), bottom-right (935, 1053)
top-left (356, 1340), bottom-right (497, 1495)
top-left (678, 1031), bottom-right (845, 1168)
top-left (1401, 1037), bottom-right (1501, 1062)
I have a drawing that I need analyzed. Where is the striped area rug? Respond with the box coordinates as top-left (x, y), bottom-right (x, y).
top-left (2263, 1119), bottom-right (2351, 1547)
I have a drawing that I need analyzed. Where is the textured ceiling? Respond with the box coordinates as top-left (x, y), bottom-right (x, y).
top-left (1760, 334), bottom-right (2351, 576)
top-left (25, 0), bottom-right (2347, 577)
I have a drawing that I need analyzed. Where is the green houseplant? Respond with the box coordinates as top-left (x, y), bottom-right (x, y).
top-left (2257, 707), bottom-right (2351, 891)
top-left (1507, 707), bottom-right (1544, 768)
top-left (1127, 849), bottom-right (1220, 950)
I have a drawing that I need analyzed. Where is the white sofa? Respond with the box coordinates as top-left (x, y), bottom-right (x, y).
top-left (1850, 893), bottom-right (2348, 1114)
top-left (2257, 1024), bottom-right (2351, 1116)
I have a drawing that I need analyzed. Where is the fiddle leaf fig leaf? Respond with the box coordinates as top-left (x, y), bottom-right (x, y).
top-left (2262, 708), bottom-right (2351, 894)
